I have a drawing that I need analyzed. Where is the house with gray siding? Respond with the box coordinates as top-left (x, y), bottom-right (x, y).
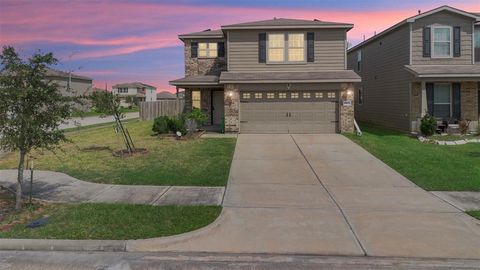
top-left (45, 68), bottom-right (93, 97)
top-left (170, 18), bottom-right (360, 134)
top-left (347, 6), bottom-right (480, 133)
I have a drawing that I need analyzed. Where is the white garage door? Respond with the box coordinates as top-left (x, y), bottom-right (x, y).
top-left (239, 91), bottom-right (338, 134)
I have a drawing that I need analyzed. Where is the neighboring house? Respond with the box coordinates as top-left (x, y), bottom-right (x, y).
top-left (112, 82), bottom-right (157, 107)
top-left (347, 6), bottom-right (480, 133)
top-left (45, 68), bottom-right (93, 97)
top-left (170, 18), bottom-right (360, 133)
top-left (157, 91), bottom-right (180, 100)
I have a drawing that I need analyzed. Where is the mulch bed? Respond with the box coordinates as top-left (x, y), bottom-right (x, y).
top-left (0, 188), bottom-right (46, 232)
top-left (112, 148), bottom-right (148, 157)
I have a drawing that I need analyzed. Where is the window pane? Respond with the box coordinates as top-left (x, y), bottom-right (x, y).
top-left (269, 48), bottom-right (284, 62)
top-left (288, 48), bottom-right (304, 61)
top-left (242, 93), bottom-right (250, 99)
top-left (434, 84), bottom-right (450, 103)
top-left (303, 92), bottom-right (310, 98)
top-left (192, 91), bottom-right (201, 109)
top-left (198, 49), bottom-right (207, 57)
top-left (255, 93), bottom-right (263, 99)
top-left (434, 28), bottom-right (450, 41)
top-left (288, 34), bottom-right (304, 48)
top-left (279, 93), bottom-right (287, 99)
top-left (268, 34), bottom-right (284, 48)
top-left (315, 92), bottom-right (323, 98)
top-left (198, 43), bottom-right (207, 49)
top-left (434, 104), bottom-right (450, 118)
top-left (267, 93), bottom-right (274, 99)
top-left (291, 92), bottom-right (299, 99)
top-left (434, 42), bottom-right (450, 57)
top-left (209, 43), bottom-right (218, 57)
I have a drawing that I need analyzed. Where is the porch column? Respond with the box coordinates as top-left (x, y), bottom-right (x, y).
top-left (421, 81), bottom-right (427, 117)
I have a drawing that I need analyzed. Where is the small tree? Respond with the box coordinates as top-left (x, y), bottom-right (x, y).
top-left (90, 91), bottom-right (135, 153)
top-left (0, 46), bottom-right (74, 210)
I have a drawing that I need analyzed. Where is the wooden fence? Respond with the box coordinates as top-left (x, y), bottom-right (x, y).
top-left (139, 99), bottom-right (185, 120)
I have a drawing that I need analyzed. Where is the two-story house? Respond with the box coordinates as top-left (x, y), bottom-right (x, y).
top-left (112, 82), bottom-right (157, 107)
top-left (170, 18), bottom-right (361, 134)
top-left (45, 68), bottom-right (93, 97)
top-left (347, 6), bottom-right (480, 133)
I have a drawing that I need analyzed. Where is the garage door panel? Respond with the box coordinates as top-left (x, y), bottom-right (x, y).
top-left (240, 98), bottom-right (338, 134)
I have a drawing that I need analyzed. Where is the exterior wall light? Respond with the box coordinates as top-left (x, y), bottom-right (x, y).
top-left (228, 91), bottom-right (233, 97)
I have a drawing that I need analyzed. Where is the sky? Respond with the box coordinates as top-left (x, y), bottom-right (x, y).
top-left (0, 0), bottom-right (478, 92)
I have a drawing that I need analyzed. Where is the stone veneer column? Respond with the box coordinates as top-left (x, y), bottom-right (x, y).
top-left (461, 82), bottom-right (479, 132)
top-left (224, 84), bottom-right (240, 132)
top-left (340, 83), bottom-right (354, 133)
top-left (184, 89), bottom-right (192, 113)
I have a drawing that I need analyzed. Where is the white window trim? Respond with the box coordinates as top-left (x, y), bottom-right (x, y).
top-left (431, 25), bottom-right (453, 59)
top-left (266, 32), bottom-right (307, 64)
top-left (433, 83), bottom-right (452, 118)
top-left (198, 42), bottom-right (218, 59)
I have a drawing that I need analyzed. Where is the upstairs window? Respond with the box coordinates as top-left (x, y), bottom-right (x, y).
top-left (268, 34), bottom-right (285, 62)
top-left (432, 26), bottom-right (452, 58)
top-left (356, 50), bottom-right (362, 72)
top-left (475, 28), bottom-right (480, 63)
top-left (117, 88), bottom-right (128, 93)
top-left (267, 33), bottom-right (305, 63)
top-left (358, 87), bottom-right (364, 105)
top-left (198, 43), bottom-right (217, 58)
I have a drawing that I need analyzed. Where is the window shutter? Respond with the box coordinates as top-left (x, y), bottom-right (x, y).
top-left (191, 42), bottom-right (198, 58)
top-left (218, 42), bottom-right (225, 57)
top-left (453, 27), bottom-right (461, 57)
top-left (307, 32), bottom-right (315, 62)
top-left (259, 33), bottom-right (266, 63)
top-left (426, 83), bottom-right (434, 116)
top-left (423, 27), bottom-right (431, 57)
top-left (452, 83), bottom-right (461, 119)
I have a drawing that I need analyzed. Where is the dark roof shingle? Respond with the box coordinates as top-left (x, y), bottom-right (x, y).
top-left (222, 18), bottom-right (353, 29)
top-left (219, 71), bottom-right (361, 83)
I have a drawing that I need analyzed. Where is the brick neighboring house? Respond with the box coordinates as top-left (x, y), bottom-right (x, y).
top-left (112, 82), bottom-right (157, 107)
top-left (170, 19), bottom-right (360, 134)
top-left (347, 6), bottom-right (480, 133)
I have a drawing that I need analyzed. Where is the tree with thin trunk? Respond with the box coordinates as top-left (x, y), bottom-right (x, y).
top-left (0, 46), bottom-right (73, 210)
top-left (90, 90), bottom-right (135, 154)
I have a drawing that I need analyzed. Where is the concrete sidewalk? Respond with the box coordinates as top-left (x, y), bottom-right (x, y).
top-left (59, 112), bottom-right (139, 130)
top-left (0, 170), bottom-right (224, 206)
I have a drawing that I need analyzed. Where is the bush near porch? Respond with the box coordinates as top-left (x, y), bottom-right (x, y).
top-left (344, 124), bottom-right (480, 191)
top-left (0, 120), bottom-right (236, 186)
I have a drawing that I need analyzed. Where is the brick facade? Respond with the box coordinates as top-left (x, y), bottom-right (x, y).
top-left (461, 82), bottom-right (479, 132)
top-left (340, 83), bottom-right (355, 133)
top-left (223, 84), bottom-right (240, 132)
top-left (184, 39), bottom-right (227, 77)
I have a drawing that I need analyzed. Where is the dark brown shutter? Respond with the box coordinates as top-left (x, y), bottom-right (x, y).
top-left (426, 83), bottom-right (434, 116)
top-left (218, 42), bottom-right (225, 57)
top-left (307, 32), bottom-right (314, 62)
top-left (453, 26), bottom-right (461, 57)
top-left (452, 83), bottom-right (461, 119)
top-left (191, 42), bottom-right (198, 58)
top-left (259, 33), bottom-right (266, 63)
top-left (423, 27), bottom-right (431, 57)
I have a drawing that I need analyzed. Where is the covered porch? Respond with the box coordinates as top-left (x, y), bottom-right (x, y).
top-left (170, 75), bottom-right (225, 131)
top-left (407, 65), bottom-right (480, 133)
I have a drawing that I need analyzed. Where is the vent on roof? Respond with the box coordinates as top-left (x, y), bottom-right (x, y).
top-left (313, 19), bottom-right (320, 21)
top-left (274, 17), bottom-right (277, 20)
top-left (203, 29), bottom-right (211, 32)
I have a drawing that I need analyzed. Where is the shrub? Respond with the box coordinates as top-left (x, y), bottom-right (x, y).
top-left (168, 116), bottom-right (187, 135)
top-left (420, 114), bottom-right (437, 136)
top-left (187, 108), bottom-right (208, 126)
top-left (152, 116), bottom-right (170, 134)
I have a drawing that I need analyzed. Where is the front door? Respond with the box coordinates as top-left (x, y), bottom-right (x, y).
top-left (212, 91), bottom-right (224, 125)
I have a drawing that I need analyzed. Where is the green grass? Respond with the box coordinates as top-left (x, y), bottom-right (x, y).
top-left (344, 124), bottom-right (480, 191)
top-left (0, 120), bottom-right (236, 186)
top-left (467, 210), bottom-right (480, 220)
top-left (431, 134), bottom-right (477, 141)
top-left (0, 203), bottom-right (221, 240)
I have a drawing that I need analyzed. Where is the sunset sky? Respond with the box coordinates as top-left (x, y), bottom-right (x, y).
top-left (1, 0), bottom-right (478, 92)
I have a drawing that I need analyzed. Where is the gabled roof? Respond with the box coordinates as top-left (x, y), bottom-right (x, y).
top-left (45, 67), bottom-right (93, 81)
top-left (178, 29), bottom-right (224, 40)
top-left (222, 18), bottom-right (353, 30)
top-left (169, 75), bottom-right (219, 86)
top-left (112, 82), bottom-right (156, 89)
top-left (349, 5), bottom-right (480, 53)
top-left (157, 91), bottom-right (177, 99)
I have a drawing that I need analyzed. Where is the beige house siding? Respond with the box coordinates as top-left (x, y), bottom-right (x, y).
top-left (411, 11), bottom-right (475, 65)
top-left (347, 24), bottom-right (412, 132)
top-left (227, 29), bottom-right (346, 72)
top-left (184, 39), bottom-right (227, 76)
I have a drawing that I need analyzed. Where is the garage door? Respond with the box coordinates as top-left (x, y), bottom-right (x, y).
top-left (240, 91), bottom-right (338, 134)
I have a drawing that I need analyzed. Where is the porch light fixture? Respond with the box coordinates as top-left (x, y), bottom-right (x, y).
top-left (228, 91), bottom-right (233, 97)
top-left (347, 90), bottom-right (354, 96)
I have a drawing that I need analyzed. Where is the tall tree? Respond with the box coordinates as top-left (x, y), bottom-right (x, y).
top-left (0, 46), bottom-right (73, 210)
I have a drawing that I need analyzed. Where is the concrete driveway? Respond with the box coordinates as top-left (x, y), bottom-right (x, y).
top-left (129, 134), bottom-right (480, 259)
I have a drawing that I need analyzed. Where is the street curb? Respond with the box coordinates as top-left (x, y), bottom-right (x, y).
top-left (0, 239), bottom-right (126, 252)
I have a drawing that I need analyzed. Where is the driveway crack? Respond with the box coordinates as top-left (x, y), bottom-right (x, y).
top-left (290, 135), bottom-right (368, 256)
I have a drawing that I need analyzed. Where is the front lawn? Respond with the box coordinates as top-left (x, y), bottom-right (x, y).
top-left (0, 202), bottom-right (221, 240)
top-left (344, 124), bottom-right (480, 191)
top-left (0, 120), bottom-right (236, 186)
top-left (467, 210), bottom-right (480, 220)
